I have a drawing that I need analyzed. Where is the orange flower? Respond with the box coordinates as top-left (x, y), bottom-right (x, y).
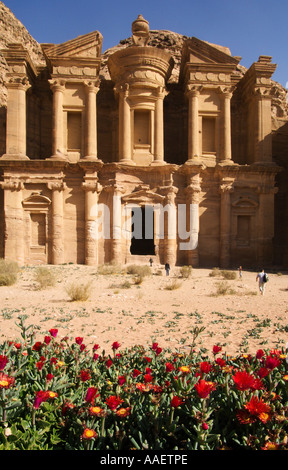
top-left (136, 383), bottom-right (153, 393)
top-left (0, 373), bottom-right (15, 389)
top-left (116, 407), bottom-right (130, 418)
top-left (178, 366), bottom-right (191, 374)
top-left (82, 428), bottom-right (97, 440)
top-left (89, 406), bottom-right (106, 417)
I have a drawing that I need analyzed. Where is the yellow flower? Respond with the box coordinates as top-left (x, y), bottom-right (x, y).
top-left (179, 366), bottom-right (190, 374)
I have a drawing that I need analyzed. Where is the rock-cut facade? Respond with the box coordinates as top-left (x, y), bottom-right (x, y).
top-left (0, 11), bottom-right (287, 269)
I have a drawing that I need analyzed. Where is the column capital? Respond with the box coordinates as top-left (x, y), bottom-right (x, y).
top-left (47, 181), bottom-right (66, 191)
top-left (84, 79), bottom-right (100, 93)
top-left (0, 180), bottom-right (24, 191)
top-left (217, 85), bottom-right (234, 98)
top-left (5, 76), bottom-right (31, 92)
top-left (186, 84), bottom-right (202, 97)
top-left (82, 181), bottom-right (102, 193)
top-left (49, 78), bottom-right (66, 92)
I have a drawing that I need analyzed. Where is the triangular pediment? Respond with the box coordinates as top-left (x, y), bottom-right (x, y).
top-left (182, 37), bottom-right (240, 66)
top-left (122, 189), bottom-right (165, 205)
top-left (41, 31), bottom-right (103, 60)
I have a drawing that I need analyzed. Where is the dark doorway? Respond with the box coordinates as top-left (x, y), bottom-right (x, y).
top-left (130, 205), bottom-right (155, 255)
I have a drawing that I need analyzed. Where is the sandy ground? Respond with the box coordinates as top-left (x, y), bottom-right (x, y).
top-left (0, 263), bottom-right (287, 358)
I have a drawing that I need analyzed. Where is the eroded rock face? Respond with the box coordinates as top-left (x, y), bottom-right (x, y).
top-left (0, 1), bottom-right (45, 105)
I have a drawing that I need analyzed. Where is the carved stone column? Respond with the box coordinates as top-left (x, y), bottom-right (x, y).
top-left (118, 84), bottom-right (133, 164)
top-left (256, 184), bottom-right (277, 266)
top-left (0, 180), bottom-right (25, 263)
top-left (47, 181), bottom-right (66, 264)
top-left (187, 85), bottom-right (201, 161)
top-left (83, 80), bottom-right (100, 160)
top-left (104, 184), bottom-right (125, 264)
top-left (220, 87), bottom-right (233, 162)
top-left (153, 86), bottom-right (166, 164)
top-left (82, 177), bottom-right (102, 265)
top-left (219, 178), bottom-right (234, 267)
top-left (184, 173), bottom-right (201, 267)
top-left (1, 78), bottom-right (30, 160)
top-left (49, 79), bottom-right (67, 160)
top-left (162, 185), bottom-right (178, 266)
top-left (254, 88), bottom-right (273, 163)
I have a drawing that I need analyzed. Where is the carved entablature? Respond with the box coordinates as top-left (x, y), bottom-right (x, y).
top-left (108, 46), bottom-right (174, 89)
top-left (233, 56), bottom-right (277, 103)
top-left (180, 37), bottom-right (240, 90)
top-left (1, 43), bottom-right (37, 84)
top-left (41, 31), bottom-right (103, 81)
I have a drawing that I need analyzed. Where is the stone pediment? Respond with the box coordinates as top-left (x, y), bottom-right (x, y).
top-left (22, 192), bottom-right (51, 209)
top-left (122, 188), bottom-right (165, 205)
top-left (41, 31), bottom-right (103, 60)
top-left (182, 37), bottom-right (240, 66)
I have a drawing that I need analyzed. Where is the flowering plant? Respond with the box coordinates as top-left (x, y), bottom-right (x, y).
top-left (0, 319), bottom-right (287, 450)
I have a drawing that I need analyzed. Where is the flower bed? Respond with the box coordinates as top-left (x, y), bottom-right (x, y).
top-left (0, 318), bottom-right (287, 450)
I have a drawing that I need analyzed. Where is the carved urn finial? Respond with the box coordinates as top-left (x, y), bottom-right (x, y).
top-left (132, 14), bottom-right (149, 46)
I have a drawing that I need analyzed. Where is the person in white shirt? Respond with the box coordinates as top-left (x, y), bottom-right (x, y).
top-left (256, 269), bottom-right (267, 295)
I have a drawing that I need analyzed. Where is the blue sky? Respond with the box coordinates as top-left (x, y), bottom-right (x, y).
top-left (3, 0), bottom-right (288, 87)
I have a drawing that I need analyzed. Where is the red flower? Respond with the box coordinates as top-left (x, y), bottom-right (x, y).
top-left (112, 341), bottom-right (120, 350)
top-left (256, 349), bottom-right (265, 360)
top-left (133, 369), bottom-right (142, 378)
top-left (75, 337), bottom-right (83, 345)
top-left (244, 396), bottom-right (271, 423)
top-left (93, 353), bottom-right (99, 361)
top-left (32, 342), bottom-right (43, 351)
top-left (85, 387), bottom-right (99, 403)
top-left (0, 355), bottom-right (8, 371)
top-left (236, 409), bottom-right (257, 425)
top-left (212, 345), bottom-right (222, 355)
top-left (106, 359), bottom-right (113, 368)
top-left (46, 373), bottom-right (53, 382)
top-left (215, 357), bottom-right (226, 368)
top-left (165, 362), bottom-right (174, 373)
top-left (194, 379), bottom-right (216, 399)
top-left (44, 336), bottom-right (51, 345)
top-left (49, 329), bottom-right (58, 338)
top-left (118, 375), bottom-right (126, 386)
top-left (200, 361), bottom-right (212, 374)
top-left (105, 395), bottom-right (124, 410)
top-left (171, 396), bottom-right (183, 408)
top-left (257, 367), bottom-right (269, 379)
top-left (93, 344), bottom-right (100, 351)
top-left (265, 355), bottom-right (281, 370)
top-left (80, 370), bottom-right (91, 382)
top-left (33, 390), bottom-right (58, 409)
top-left (233, 370), bottom-right (262, 391)
top-left (144, 374), bottom-right (153, 383)
top-left (36, 357), bottom-right (45, 370)
top-left (202, 422), bottom-right (209, 430)
top-left (152, 342), bottom-right (162, 355)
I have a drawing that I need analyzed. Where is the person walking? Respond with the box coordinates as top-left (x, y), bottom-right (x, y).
top-left (256, 269), bottom-right (268, 295)
top-left (165, 262), bottom-right (170, 276)
top-left (238, 266), bottom-right (242, 279)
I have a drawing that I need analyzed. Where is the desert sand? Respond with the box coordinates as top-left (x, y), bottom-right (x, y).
top-left (0, 263), bottom-right (287, 358)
